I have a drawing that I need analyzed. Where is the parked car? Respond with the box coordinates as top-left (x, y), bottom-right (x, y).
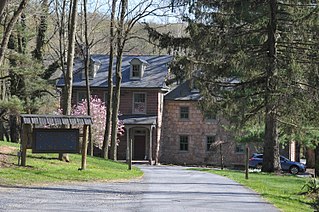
top-left (249, 153), bottom-right (306, 174)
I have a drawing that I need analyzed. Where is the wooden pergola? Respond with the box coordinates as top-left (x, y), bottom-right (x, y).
top-left (20, 114), bottom-right (92, 170)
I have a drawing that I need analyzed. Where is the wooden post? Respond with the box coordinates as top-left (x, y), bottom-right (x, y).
top-left (21, 124), bottom-right (31, 166)
top-left (245, 146), bottom-right (249, 179)
top-left (128, 139), bottom-right (132, 170)
top-left (81, 125), bottom-right (89, 170)
top-left (126, 127), bottom-right (130, 163)
top-left (149, 127), bottom-right (153, 165)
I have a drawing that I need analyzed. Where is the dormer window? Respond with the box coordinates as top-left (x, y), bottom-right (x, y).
top-left (130, 58), bottom-right (148, 79)
top-left (82, 57), bottom-right (101, 79)
top-left (132, 64), bottom-right (141, 78)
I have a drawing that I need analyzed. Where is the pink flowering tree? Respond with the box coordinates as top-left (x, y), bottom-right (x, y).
top-left (72, 96), bottom-right (125, 149)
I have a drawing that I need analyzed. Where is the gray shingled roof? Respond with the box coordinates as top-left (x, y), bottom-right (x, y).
top-left (21, 114), bottom-right (93, 125)
top-left (164, 80), bottom-right (201, 101)
top-left (121, 115), bottom-right (157, 125)
top-left (56, 55), bottom-right (172, 89)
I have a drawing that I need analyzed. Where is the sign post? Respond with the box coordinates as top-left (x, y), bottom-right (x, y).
top-left (81, 125), bottom-right (89, 170)
top-left (20, 114), bottom-right (92, 169)
top-left (245, 146), bottom-right (249, 180)
top-left (128, 139), bottom-right (132, 170)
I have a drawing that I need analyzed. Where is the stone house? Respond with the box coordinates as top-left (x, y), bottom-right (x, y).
top-left (161, 80), bottom-right (260, 166)
top-left (57, 54), bottom-right (259, 167)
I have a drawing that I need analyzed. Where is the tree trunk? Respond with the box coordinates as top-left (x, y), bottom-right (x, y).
top-left (32, 0), bottom-right (48, 61)
top-left (306, 147), bottom-right (315, 168)
top-left (0, 119), bottom-right (5, 140)
top-left (63, 0), bottom-right (78, 116)
top-left (295, 142), bottom-right (301, 162)
top-left (9, 115), bottom-right (19, 143)
top-left (102, 0), bottom-right (117, 159)
top-left (17, 13), bottom-right (27, 54)
top-left (0, 0), bottom-right (8, 18)
top-left (261, 0), bottom-right (281, 173)
top-left (110, 58), bottom-right (121, 160)
top-left (110, 0), bottom-right (128, 161)
top-left (0, 0), bottom-right (28, 66)
top-left (219, 143), bottom-right (224, 170)
top-left (82, 0), bottom-right (92, 156)
top-left (315, 146), bottom-right (319, 177)
top-left (60, 0), bottom-right (79, 162)
top-left (262, 109), bottom-right (280, 172)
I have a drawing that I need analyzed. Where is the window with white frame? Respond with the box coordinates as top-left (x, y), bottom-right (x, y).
top-left (180, 106), bottom-right (189, 119)
top-left (206, 135), bottom-right (215, 151)
top-left (180, 135), bottom-right (188, 151)
top-left (130, 58), bottom-right (147, 79)
top-left (132, 64), bottom-right (141, 78)
top-left (133, 93), bottom-right (146, 114)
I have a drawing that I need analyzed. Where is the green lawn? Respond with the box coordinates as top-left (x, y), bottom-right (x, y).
top-left (0, 141), bottom-right (143, 186)
top-left (191, 168), bottom-right (313, 212)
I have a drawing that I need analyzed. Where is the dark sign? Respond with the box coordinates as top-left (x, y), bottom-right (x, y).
top-left (32, 128), bottom-right (79, 153)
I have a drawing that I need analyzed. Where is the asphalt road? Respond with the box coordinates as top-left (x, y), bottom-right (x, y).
top-left (0, 165), bottom-right (278, 212)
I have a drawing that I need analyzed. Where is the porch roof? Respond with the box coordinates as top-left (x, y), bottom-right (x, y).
top-left (121, 115), bottom-right (157, 126)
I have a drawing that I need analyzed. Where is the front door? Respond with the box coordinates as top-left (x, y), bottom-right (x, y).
top-left (133, 135), bottom-right (146, 160)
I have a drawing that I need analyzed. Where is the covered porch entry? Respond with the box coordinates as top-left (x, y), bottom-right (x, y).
top-left (122, 115), bottom-right (156, 165)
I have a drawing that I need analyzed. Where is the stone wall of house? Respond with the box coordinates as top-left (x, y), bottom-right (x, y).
top-left (160, 100), bottom-right (260, 167)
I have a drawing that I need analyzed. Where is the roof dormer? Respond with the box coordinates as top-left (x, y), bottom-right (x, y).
top-left (130, 58), bottom-right (148, 79)
top-left (82, 57), bottom-right (101, 79)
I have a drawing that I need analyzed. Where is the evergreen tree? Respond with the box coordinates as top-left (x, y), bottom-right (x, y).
top-left (147, 0), bottom-right (318, 172)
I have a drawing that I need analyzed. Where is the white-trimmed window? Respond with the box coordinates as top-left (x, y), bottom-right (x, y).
top-left (133, 93), bottom-right (146, 114)
top-left (180, 135), bottom-right (188, 151)
top-left (180, 106), bottom-right (189, 119)
top-left (130, 58), bottom-right (147, 79)
top-left (132, 65), bottom-right (141, 78)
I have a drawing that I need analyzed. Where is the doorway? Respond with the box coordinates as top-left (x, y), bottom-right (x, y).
top-left (133, 135), bottom-right (146, 160)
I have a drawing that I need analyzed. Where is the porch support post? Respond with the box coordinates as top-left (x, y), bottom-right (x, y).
top-left (128, 139), bottom-right (132, 170)
top-left (126, 127), bottom-right (130, 163)
top-left (149, 126), bottom-right (153, 165)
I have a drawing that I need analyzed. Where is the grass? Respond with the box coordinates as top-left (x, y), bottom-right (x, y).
top-left (190, 168), bottom-right (313, 212)
top-left (0, 141), bottom-right (143, 186)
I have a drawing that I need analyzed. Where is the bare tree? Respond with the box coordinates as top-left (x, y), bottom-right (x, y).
top-left (59, 0), bottom-right (79, 161)
top-left (32, 0), bottom-right (48, 61)
top-left (107, 0), bottom-right (173, 160)
top-left (110, 0), bottom-right (127, 160)
top-left (0, 0), bottom-right (29, 66)
top-left (102, 0), bottom-right (117, 159)
top-left (0, 0), bottom-right (8, 18)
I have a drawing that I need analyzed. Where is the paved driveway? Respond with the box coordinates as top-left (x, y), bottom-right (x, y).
top-left (0, 165), bottom-right (278, 212)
